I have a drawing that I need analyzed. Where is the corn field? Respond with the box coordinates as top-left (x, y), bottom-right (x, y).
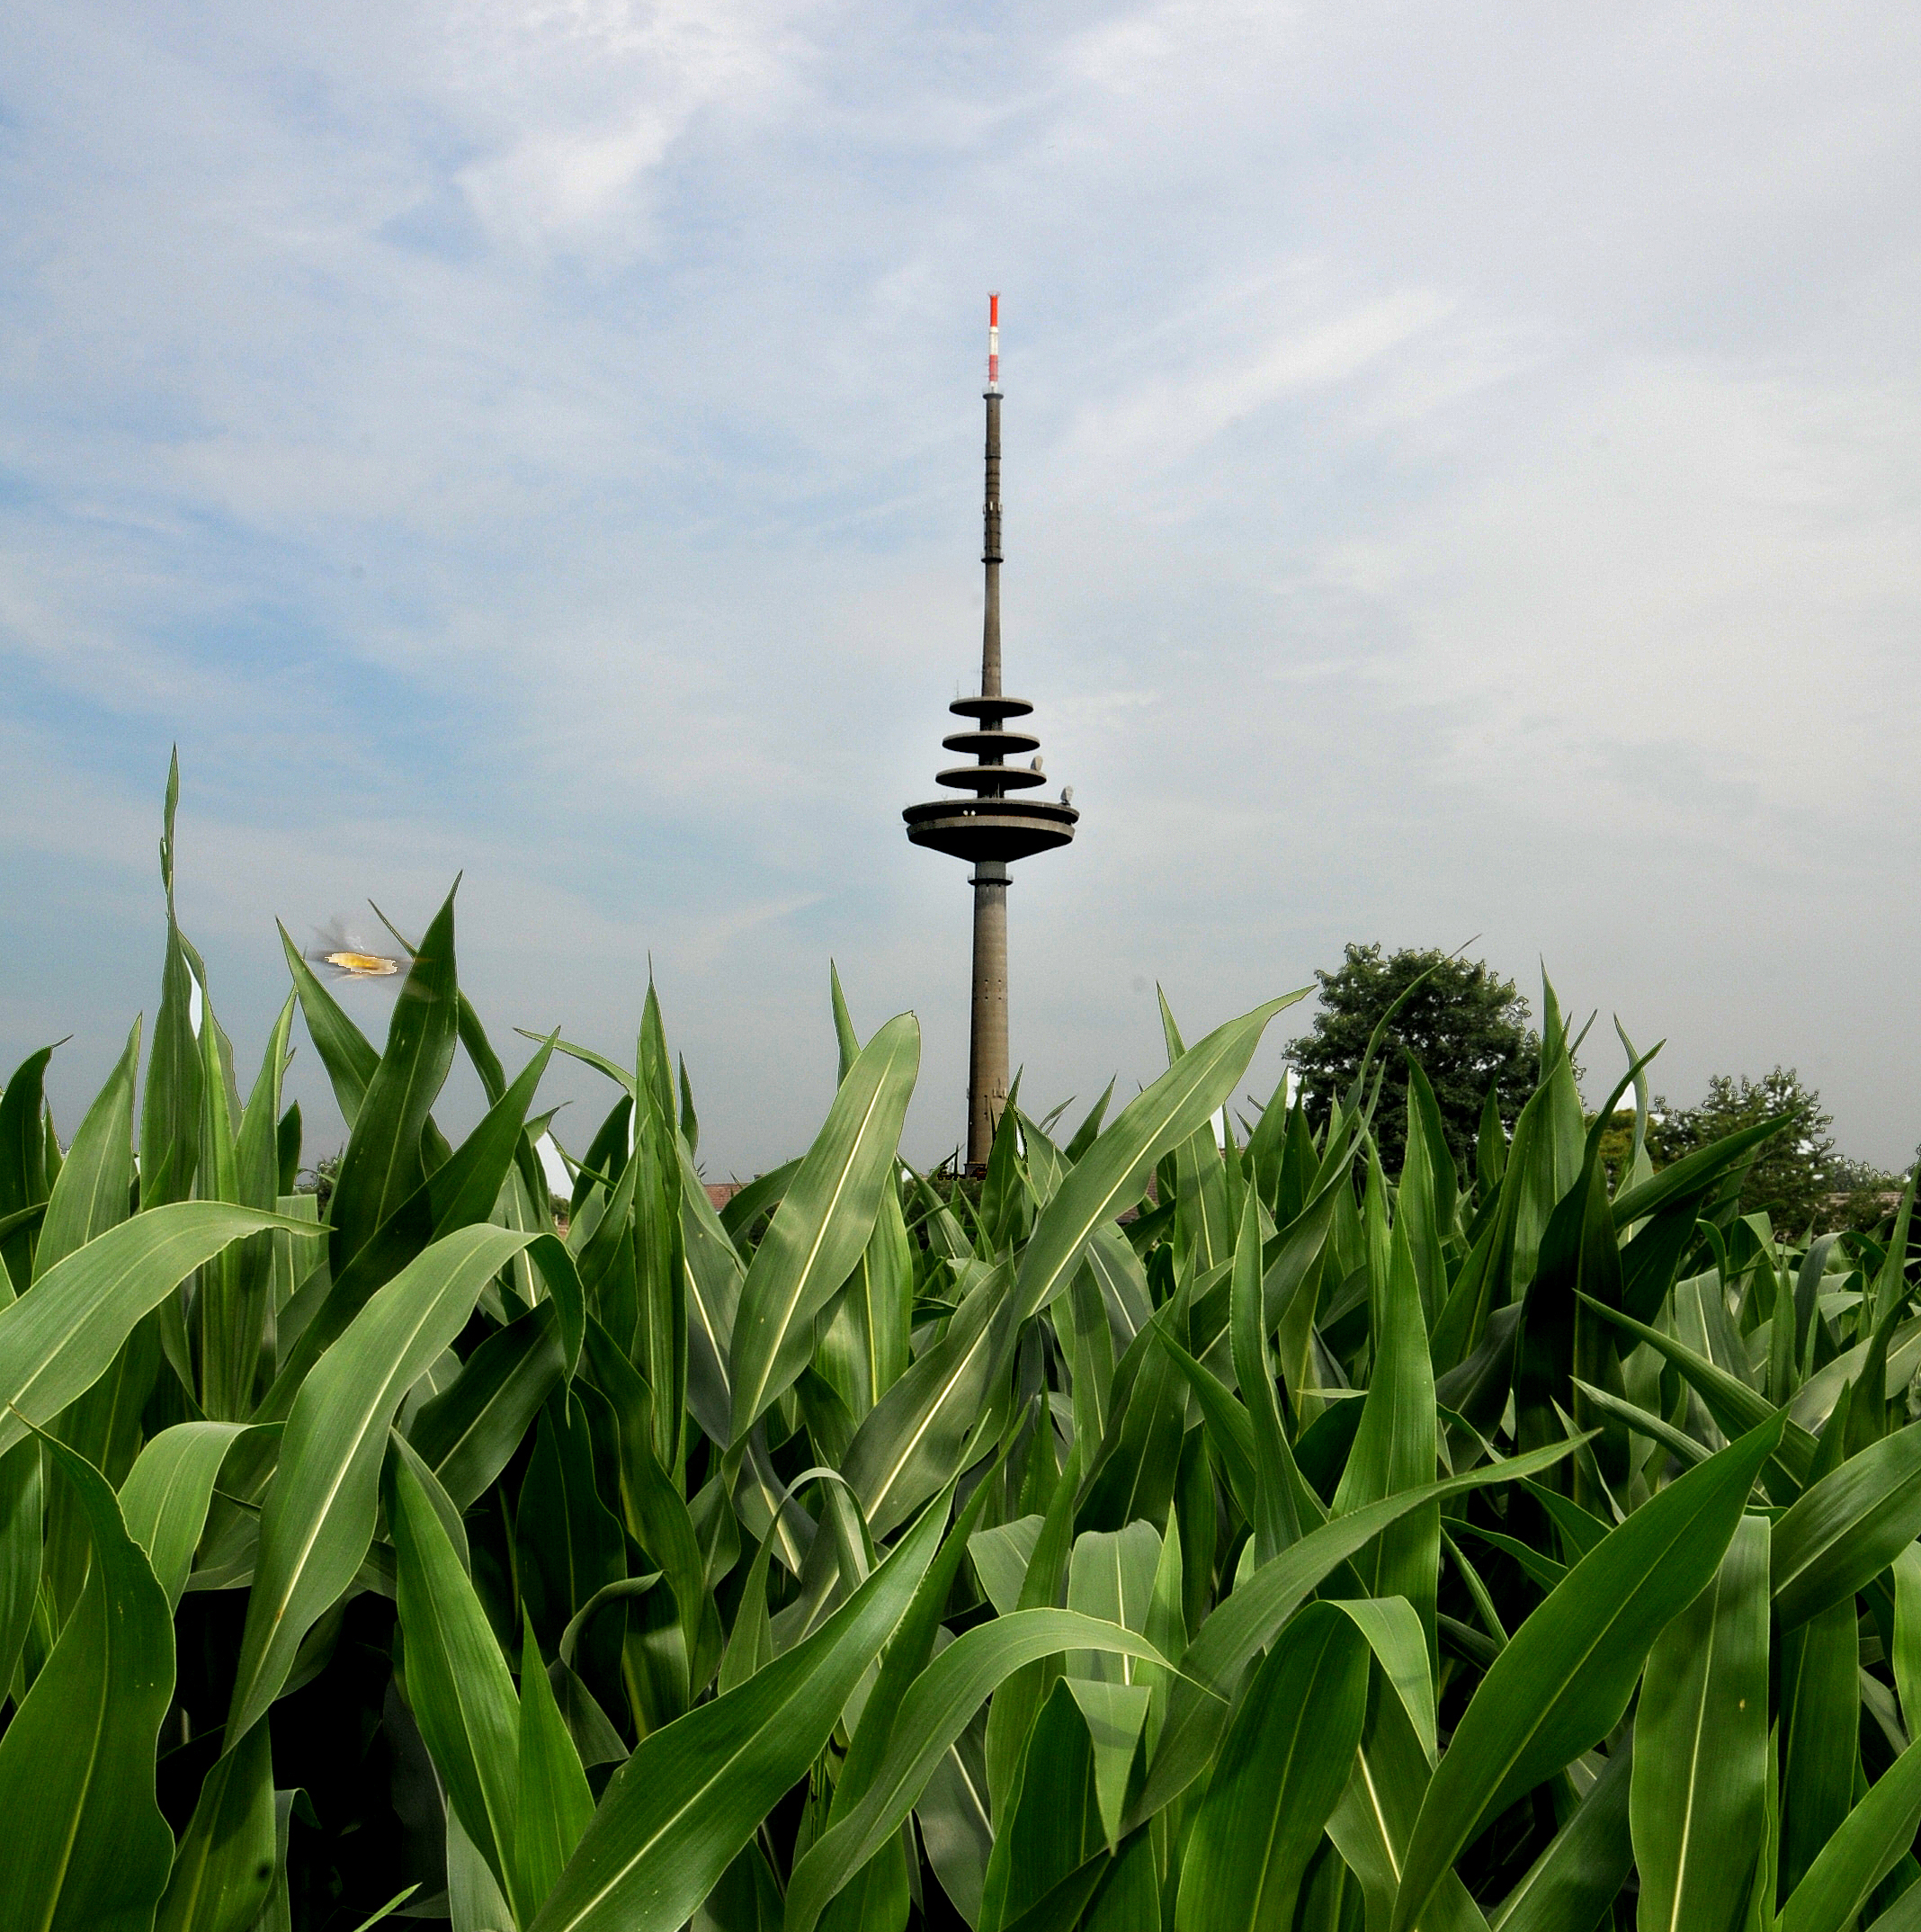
top-left (2, 769), bottom-right (1920, 1932)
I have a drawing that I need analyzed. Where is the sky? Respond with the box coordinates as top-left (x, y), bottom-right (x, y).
top-left (3, 0), bottom-right (1918, 1176)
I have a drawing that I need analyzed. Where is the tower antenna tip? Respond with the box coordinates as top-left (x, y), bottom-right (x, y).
top-left (987, 291), bottom-right (1000, 390)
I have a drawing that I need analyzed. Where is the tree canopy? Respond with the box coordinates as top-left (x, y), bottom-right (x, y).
top-left (1284, 943), bottom-right (1537, 1173)
top-left (1650, 1065), bottom-right (1895, 1234)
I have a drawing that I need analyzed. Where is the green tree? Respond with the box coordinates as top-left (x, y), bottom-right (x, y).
top-left (1651, 1067), bottom-right (1841, 1233)
top-left (1285, 944), bottom-right (1538, 1174)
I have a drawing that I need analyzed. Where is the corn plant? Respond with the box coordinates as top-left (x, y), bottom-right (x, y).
top-left (1, 767), bottom-right (1919, 1932)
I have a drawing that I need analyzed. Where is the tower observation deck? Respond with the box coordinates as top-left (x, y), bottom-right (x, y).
top-left (904, 296), bottom-right (1077, 1169)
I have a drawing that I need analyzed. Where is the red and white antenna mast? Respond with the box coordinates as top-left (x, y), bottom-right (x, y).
top-left (987, 291), bottom-right (1000, 391)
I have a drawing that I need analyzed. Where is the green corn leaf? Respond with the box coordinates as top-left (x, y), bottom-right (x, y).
top-left (1085, 1221), bottom-right (1154, 1340)
top-left (843, 1259), bottom-right (1017, 1536)
top-left (1326, 1595), bottom-right (1438, 1766)
top-left (0, 1199), bottom-right (48, 1249)
top-left (1260, 1160), bottom-right (1343, 1396)
top-left (388, 1423), bottom-right (470, 1569)
top-left (1780, 1597), bottom-right (1861, 1898)
top-left (815, 1182), bottom-right (914, 1424)
top-left (539, 1036), bottom-right (638, 1109)
top-left (1864, 1887), bottom-right (1921, 1932)
top-left (978, 1677), bottom-right (1105, 1931)
top-left (1172, 1119), bottom-right (1232, 1281)
top-left (0, 1434), bottom-right (40, 1695)
top-left (0, 1202), bottom-right (318, 1459)
top-left (155, 1715), bottom-right (277, 1932)
top-left (784, 1609), bottom-right (1175, 1932)
top-left (410, 1298), bottom-right (567, 1509)
top-left (259, 1051), bottom-right (573, 1427)
top-left (718, 1525), bottom-right (776, 1696)
top-left (387, 1443), bottom-right (527, 1924)
top-left (1773, 1423), bottom-right (1921, 1628)
top-left (916, 1712), bottom-right (994, 1928)
top-left (516, 1390), bottom-right (626, 1707)
top-left (1431, 1104), bottom-right (1535, 1375)
top-left (0, 1046), bottom-right (57, 1297)
top-left (558, 1575), bottom-right (664, 1676)
top-left (1062, 1527), bottom-right (1162, 1843)
top-left (190, 970), bottom-right (245, 1418)
top-left (1326, 1686), bottom-right (1488, 1932)
top-left (825, 1467), bottom-right (1001, 1892)
top-left (984, 1435), bottom-right (1086, 1820)
top-left (1062, 1679), bottom-right (1148, 1851)
top-left (0, 1433), bottom-right (175, 1932)
top-left (226, 1223), bottom-right (546, 1744)
top-left (1892, 1545), bottom-right (1921, 1736)
top-left (1389, 1416), bottom-right (1784, 1932)
top-left (678, 1132), bottom-right (744, 1445)
top-left (1578, 1293), bottom-right (1816, 1489)
top-left (1066, 1523), bottom-right (1162, 1681)
top-left (675, 1058), bottom-right (698, 1160)
top-left (1157, 987), bottom-right (1186, 1062)
top-left (1332, 1213), bottom-right (1440, 1644)
top-left (584, 1321), bottom-right (716, 1703)
top-left (1064, 1081), bottom-right (1115, 1166)
top-left (1064, 1259), bottom-right (1114, 1456)
top-left (515, 1620), bottom-right (595, 1917)
top-left (639, 977), bottom-right (675, 1127)
top-left (1230, 1185), bottom-right (1298, 1561)
top-left (277, 921), bottom-right (380, 1126)
top-left (1610, 1117), bottom-right (1789, 1230)
top-left (1475, 1084), bottom-right (1507, 1192)
top-left (1173, 1602), bottom-right (1370, 1932)
top-left (1459, 1523), bottom-right (1568, 1594)
top-left (1402, 1056), bottom-right (1456, 1310)
top-left (1569, 1375), bottom-right (1709, 1471)
top-left (1012, 994), bottom-right (1305, 1328)
top-left (433, 1031), bottom-right (559, 1247)
top-left (978, 1070), bottom-right (1032, 1258)
top-left (1077, 1266), bottom-right (1196, 1533)
top-left (1790, 1306), bottom-right (1921, 1445)
top-left (1630, 1514), bottom-right (1770, 1932)
top-left (1779, 1738), bottom-right (1921, 1932)
top-left (815, 1468), bottom-right (996, 1924)
top-left (34, 1017), bottom-right (139, 1278)
top-left (120, 1419), bottom-right (255, 1608)
top-left (142, 771), bottom-right (203, 1212)
top-left (1139, 1437), bottom-right (1583, 1826)
top-left (526, 1485), bottom-right (950, 1932)
top-left (327, 882), bottom-right (461, 1276)
top-left (1156, 1323), bottom-right (1259, 1520)
top-left (448, 1802), bottom-right (517, 1932)
top-left (728, 1015), bottom-right (919, 1442)
top-left (626, 1096), bottom-right (685, 1469)
top-left (200, 996), bottom-right (298, 1420)
top-left (1488, 1737), bottom-right (1633, 1932)
top-left (719, 1158), bottom-right (801, 1245)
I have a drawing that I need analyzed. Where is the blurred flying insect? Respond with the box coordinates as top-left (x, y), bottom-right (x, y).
top-left (308, 913), bottom-right (408, 980)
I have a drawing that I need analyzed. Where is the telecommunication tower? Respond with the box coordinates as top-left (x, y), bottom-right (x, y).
top-left (904, 296), bottom-right (1077, 1169)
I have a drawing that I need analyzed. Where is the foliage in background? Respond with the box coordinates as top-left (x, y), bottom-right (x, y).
top-left (1654, 1065), bottom-right (1908, 1234)
top-left (2, 768), bottom-right (1921, 1932)
top-left (1653, 1067), bottom-right (1839, 1230)
top-left (1284, 943), bottom-right (1537, 1170)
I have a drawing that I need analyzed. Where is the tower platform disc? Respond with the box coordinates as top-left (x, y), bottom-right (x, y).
top-left (948, 693), bottom-right (1034, 721)
top-left (904, 796), bottom-right (1077, 863)
top-left (934, 762), bottom-right (1048, 793)
top-left (941, 727), bottom-right (1041, 760)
